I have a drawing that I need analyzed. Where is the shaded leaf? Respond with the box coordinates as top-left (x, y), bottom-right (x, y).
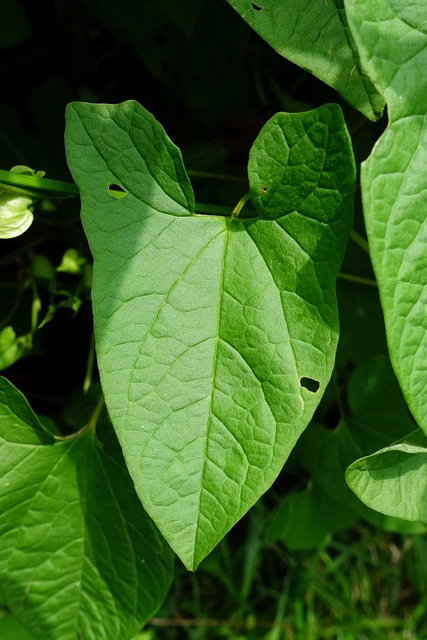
top-left (153, 0), bottom-right (204, 38)
top-left (0, 377), bottom-right (173, 640)
top-left (80, 0), bottom-right (249, 124)
top-left (0, 0), bottom-right (30, 49)
top-left (266, 481), bottom-right (357, 550)
top-left (297, 356), bottom-right (426, 533)
top-left (227, 0), bottom-right (384, 120)
top-left (0, 611), bottom-right (35, 640)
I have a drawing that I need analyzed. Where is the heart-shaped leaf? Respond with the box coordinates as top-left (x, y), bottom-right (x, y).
top-left (65, 100), bottom-right (355, 570)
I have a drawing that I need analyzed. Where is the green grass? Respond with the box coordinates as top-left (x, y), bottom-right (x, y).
top-left (140, 511), bottom-right (427, 640)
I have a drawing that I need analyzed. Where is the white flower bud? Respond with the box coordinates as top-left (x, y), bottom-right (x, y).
top-left (0, 192), bottom-right (34, 239)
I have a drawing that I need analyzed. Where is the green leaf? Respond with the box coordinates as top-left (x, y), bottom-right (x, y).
top-left (344, 0), bottom-right (427, 434)
top-left (297, 356), bottom-right (426, 533)
top-left (153, 0), bottom-right (204, 38)
top-left (0, 377), bottom-right (174, 640)
top-left (266, 481), bottom-right (357, 550)
top-left (0, 611), bottom-right (35, 640)
top-left (226, 0), bottom-right (384, 120)
top-left (346, 429), bottom-right (427, 522)
top-left (56, 248), bottom-right (87, 274)
top-left (0, 326), bottom-right (30, 372)
top-left (65, 99), bottom-right (354, 570)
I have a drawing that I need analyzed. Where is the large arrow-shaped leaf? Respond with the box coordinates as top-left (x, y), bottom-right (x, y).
top-left (65, 100), bottom-right (355, 570)
top-left (0, 378), bottom-right (173, 640)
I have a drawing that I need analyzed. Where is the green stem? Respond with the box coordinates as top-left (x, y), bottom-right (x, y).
top-left (194, 202), bottom-right (232, 216)
top-left (58, 393), bottom-right (105, 441)
top-left (188, 170), bottom-right (248, 185)
top-left (28, 267), bottom-right (41, 339)
top-left (0, 170), bottom-right (79, 198)
top-left (231, 192), bottom-right (251, 219)
top-left (350, 229), bottom-right (369, 254)
top-left (337, 272), bottom-right (377, 288)
top-left (83, 331), bottom-right (96, 394)
top-left (0, 182), bottom-right (41, 198)
top-left (87, 393), bottom-right (105, 437)
top-left (0, 168), bottom-right (255, 216)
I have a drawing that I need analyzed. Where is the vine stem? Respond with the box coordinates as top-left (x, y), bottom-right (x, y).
top-left (188, 170), bottom-right (248, 184)
top-left (194, 202), bottom-right (232, 216)
top-left (0, 169), bottom-right (79, 198)
top-left (231, 192), bottom-right (251, 219)
top-left (28, 264), bottom-right (41, 341)
top-left (83, 331), bottom-right (95, 394)
top-left (350, 229), bottom-right (369, 254)
top-left (337, 272), bottom-right (377, 288)
top-left (58, 393), bottom-right (105, 441)
top-left (0, 168), bottom-right (254, 216)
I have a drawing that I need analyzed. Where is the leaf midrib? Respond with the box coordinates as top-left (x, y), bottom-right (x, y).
top-left (193, 220), bottom-right (230, 568)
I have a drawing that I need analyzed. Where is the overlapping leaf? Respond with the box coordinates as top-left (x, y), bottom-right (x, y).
top-left (346, 429), bottom-right (427, 522)
top-left (226, 0), bottom-right (384, 120)
top-left (343, 0), bottom-right (427, 525)
top-left (0, 377), bottom-right (173, 640)
top-left (296, 356), bottom-right (426, 533)
top-left (345, 0), bottom-right (427, 433)
top-left (65, 99), bottom-right (355, 570)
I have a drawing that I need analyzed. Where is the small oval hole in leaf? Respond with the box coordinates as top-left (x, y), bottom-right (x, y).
top-left (262, 186), bottom-right (268, 193)
top-left (252, 2), bottom-right (263, 9)
top-left (300, 377), bottom-right (320, 393)
top-left (108, 184), bottom-right (127, 199)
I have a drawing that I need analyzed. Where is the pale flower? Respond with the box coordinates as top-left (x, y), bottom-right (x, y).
top-left (0, 192), bottom-right (34, 239)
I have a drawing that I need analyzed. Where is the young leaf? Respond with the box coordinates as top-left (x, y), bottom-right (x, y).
top-left (65, 99), bottom-right (355, 570)
top-left (345, 0), bottom-right (427, 434)
top-left (0, 377), bottom-right (173, 640)
top-left (226, 0), bottom-right (384, 120)
top-left (346, 429), bottom-right (427, 522)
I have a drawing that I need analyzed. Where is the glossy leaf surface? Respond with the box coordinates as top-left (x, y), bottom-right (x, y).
top-left (65, 99), bottom-right (355, 570)
top-left (0, 377), bottom-right (173, 640)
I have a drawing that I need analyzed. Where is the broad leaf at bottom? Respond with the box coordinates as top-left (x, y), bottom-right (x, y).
top-left (0, 377), bottom-right (173, 640)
